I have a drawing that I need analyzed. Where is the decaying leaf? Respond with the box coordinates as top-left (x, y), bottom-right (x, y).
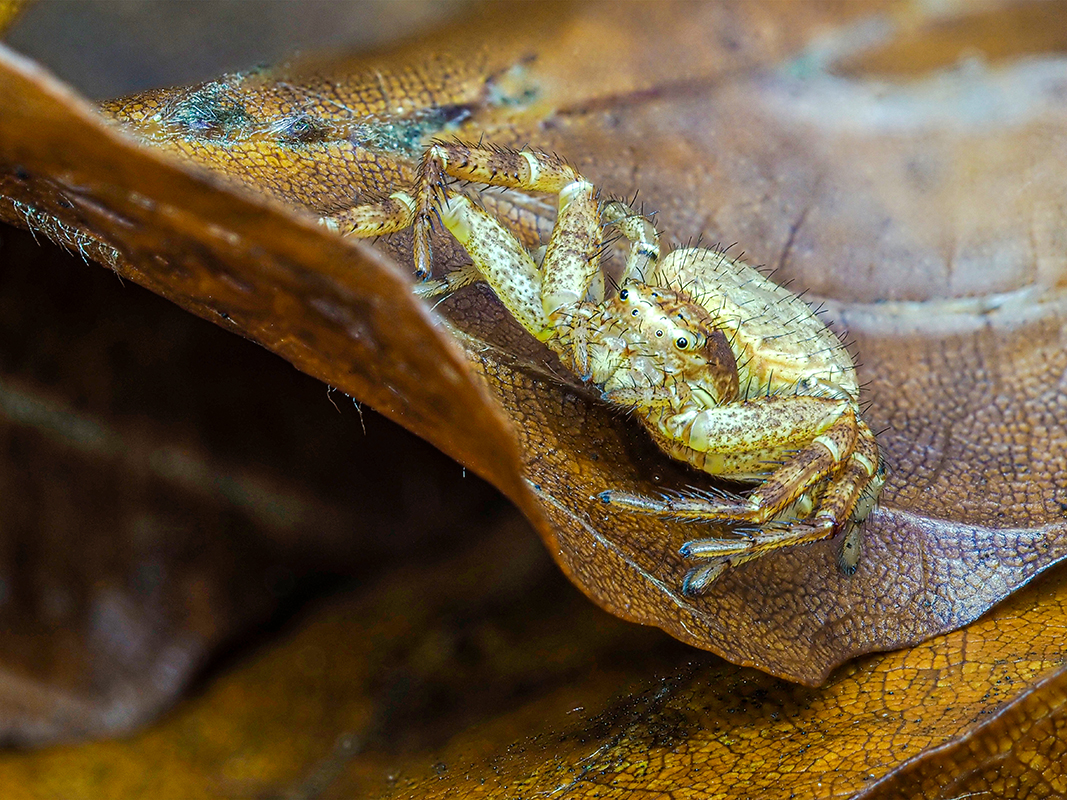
top-left (3, 0), bottom-right (1067, 794)
top-left (4, 506), bottom-right (1066, 798)
top-left (0, 216), bottom-right (507, 745)
top-left (2, 0), bottom-right (1066, 692)
top-left (321, 543), bottom-right (1067, 799)
top-left (857, 664), bottom-right (1067, 799)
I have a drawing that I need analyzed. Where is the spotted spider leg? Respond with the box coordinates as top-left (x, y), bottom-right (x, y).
top-left (671, 421), bottom-right (885, 593)
top-left (319, 191), bottom-right (417, 239)
top-left (432, 175), bottom-right (604, 342)
top-left (323, 141), bottom-right (624, 363)
top-left (320, 140), bottom-right (600, 282)
top-left (604, 407), bottom-right (881, 518)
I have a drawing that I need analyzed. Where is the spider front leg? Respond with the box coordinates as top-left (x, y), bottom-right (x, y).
top-left (600, 199), bottom-right (661, 283)
top-left (408, 148), bottom-right (607, 347)
top-left (322, 140), bottom-right (606, 288)
top-left (319, 191), bottom-right (417, 238)
top-left (412, 141), bottom-right (605, 284)
top-left (432, 181), bottom-right (605, 348)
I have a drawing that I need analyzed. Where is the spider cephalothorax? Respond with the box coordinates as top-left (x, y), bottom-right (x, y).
top-left (556, 282), bottom-right (742, 409)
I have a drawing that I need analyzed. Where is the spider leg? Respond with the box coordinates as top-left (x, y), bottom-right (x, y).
top-left (411, 262), bottom-right (484, 299)
top-left (676, 422), bottom-right (884, 593)
top-left (725, 406), bottom-right (860, 524)
top-left (796, 420), bottom-right (882, 542)
top-left (415, 140), bottom-right (593, 281)
top-left (433, 176), bottom-right (604, 354)
top-left (601, 397), bottom-right (857, 523)
top-left (319, 191), bottom-right (416, 236)
top-left (322, 140), bottom-right (598, 281)
top-left (434, 193), bottom-right (546, 336)
top-left (601, 199), bottom-right (661, 282)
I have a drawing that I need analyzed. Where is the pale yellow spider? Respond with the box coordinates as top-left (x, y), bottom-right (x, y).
top-left (323, 140), bottom-right (887, 595)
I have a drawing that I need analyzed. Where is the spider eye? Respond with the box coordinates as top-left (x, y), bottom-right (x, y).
top-left (675, 337), bottom-right (689, 349)
top-left (632, 309), bottom-right (640, 317)
top-left (619, 289), bottom-right (629, 300)
top-left (656, 330), bottom-right (663, 337)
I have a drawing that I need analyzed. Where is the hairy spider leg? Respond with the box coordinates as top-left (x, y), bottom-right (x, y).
top-left (601, 397), bottom-right (860, 522)
top-left (432, 192), bottom-right (545, 334)
top-left (319, 190), bottom-right (418, 238)
top-left (800, 421), bottom-right (882, 534)
top-left (601, 199), bottom-right (661, 282)
top-left (435, 176), bottom-right (605, 342)
top-left (320, 140), bottom-right (597, 279)
top-left (664, 421), bottom-right (882, 593)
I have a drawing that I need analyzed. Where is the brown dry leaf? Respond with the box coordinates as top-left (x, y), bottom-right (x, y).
top-left (856, 664), bottom-right (1067, 798)
top-left (2, 0), bottom-right (1066, 691)
top-left (3, 506), bottom-right (1065, 799)
top-left (323, 544), bottom-right (1067, 800)
top-left (0, 215), bottom-right (506, 746)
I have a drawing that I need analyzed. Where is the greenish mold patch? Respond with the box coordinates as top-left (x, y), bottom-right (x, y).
top-left (347, 103), bottom-right (472, 156)
top-left (485, 60), bottom-right (541, 108)
top-left (159, 84), bottom-right (253, 139)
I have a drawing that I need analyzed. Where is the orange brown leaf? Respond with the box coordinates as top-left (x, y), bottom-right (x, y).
top-left (3, 1), bottom-right (1067, 689)
top-left (3, 510), bottom-right (1065, 798)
